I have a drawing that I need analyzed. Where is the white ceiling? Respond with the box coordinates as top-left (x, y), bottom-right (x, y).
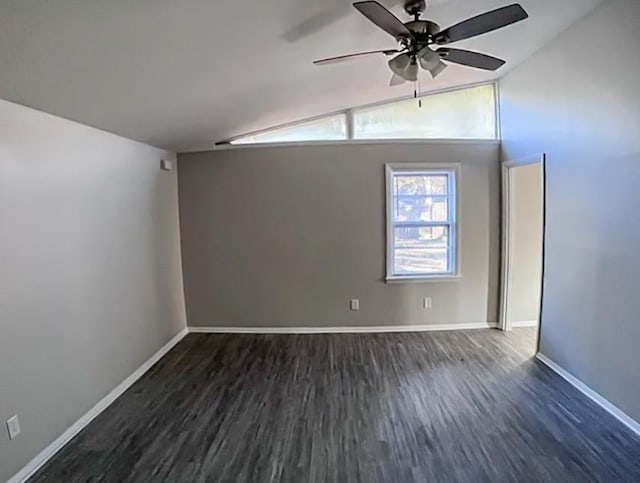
top-left (0, 0), bottom-right (602, 152)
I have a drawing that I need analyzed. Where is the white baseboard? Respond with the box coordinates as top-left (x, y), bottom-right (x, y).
top-left (511, 320), bottom-right (539, 328)
top-left (8, 327), bottom-right (189, 483)
top-left (188, 322), bottom-right (497, 334)
top-left (536, 353), bottom-right (640, 437)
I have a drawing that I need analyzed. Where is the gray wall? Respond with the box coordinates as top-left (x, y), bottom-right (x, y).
top-left (0, 99), bottom-right (187, 481)
top-left (500, 0), bottom-right (640, 422)
top-left (178, 141), bottom-right (500, 328)
top-left (508, 163), bottom-right (543, 324)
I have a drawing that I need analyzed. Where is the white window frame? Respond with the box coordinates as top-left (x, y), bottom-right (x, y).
top-left (385, 163), bottom-right (461, 283)
top-left (225, 82), bottom-right (498, 146)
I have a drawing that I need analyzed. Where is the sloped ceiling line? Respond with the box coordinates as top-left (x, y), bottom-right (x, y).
top-left (0, 0), bottom-right (604, 151)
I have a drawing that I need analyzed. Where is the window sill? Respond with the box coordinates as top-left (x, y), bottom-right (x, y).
top-left (385, 275), bottom-right (461, 284)
top-left (217, 138), bottom-right (499, 150)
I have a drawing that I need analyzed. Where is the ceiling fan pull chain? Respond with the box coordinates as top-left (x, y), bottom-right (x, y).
top-left (414, 84), bottom-right (422, 108)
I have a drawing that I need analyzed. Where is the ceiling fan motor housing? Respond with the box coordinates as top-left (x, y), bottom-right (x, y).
top-left (401, 20), bottom-right (440, 57)
top-left (405, 20), bottom-right (440, 40)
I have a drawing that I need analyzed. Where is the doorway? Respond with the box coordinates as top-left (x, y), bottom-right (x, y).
top-left (500, 155), bottom-right (545, 349)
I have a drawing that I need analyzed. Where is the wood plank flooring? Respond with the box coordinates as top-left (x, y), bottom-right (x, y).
top-left (30, 328), bottom-right (640, 482)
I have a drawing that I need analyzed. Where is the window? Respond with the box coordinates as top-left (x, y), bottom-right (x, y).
top-left (231, 114), bottom-right (347, 144)
top-left (354, 84), bottom-right (496, 140)
top-left (227, 83), bottom-right (497, 145)
top-left (386, 164), bottom-right (459, 281)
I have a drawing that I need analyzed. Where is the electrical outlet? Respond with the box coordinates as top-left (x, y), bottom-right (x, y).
top-left (423, 297), bottom-right (432, 309)
top-left (350, 299), bottom-right (360, 311)
top-left (6, 415), bottom-right (20, 440)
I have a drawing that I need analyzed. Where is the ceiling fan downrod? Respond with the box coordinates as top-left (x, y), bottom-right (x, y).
top-left (404, 0), bottom-right (427, 18)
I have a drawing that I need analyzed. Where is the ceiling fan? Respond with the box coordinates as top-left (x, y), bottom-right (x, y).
top-left (313, 1), bottom-right (529, 85)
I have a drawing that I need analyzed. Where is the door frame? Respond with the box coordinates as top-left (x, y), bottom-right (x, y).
top-left (499, 154), bottom-right (546, 338)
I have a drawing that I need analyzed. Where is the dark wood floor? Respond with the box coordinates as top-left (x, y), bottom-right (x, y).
top-left (31, 328), bottom-right (640, 482)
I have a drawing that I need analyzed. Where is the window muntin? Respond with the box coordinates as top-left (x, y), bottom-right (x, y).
top-left (231, 114), bottom-right (347, 144)
top-left (386, 165), bottom-right (458, 280)
top-left (354, 84), bottom-right (496, 140)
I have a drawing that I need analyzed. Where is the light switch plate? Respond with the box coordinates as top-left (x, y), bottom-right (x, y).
top-left (423, 297), bottom-right (432, 309)
top-left (7, 415), bottom-right (20, 440)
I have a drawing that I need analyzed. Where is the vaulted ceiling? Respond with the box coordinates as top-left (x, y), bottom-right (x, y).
top-left (0, 0), bottom-right (602, 151)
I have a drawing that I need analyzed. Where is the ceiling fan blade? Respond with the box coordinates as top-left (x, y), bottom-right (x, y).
top-left (388, 53), bottom-right (418, 82)
top-left (353, 1), bottom-right (414, 40)
top-left (314, 49), bottom-right (400, 65)
top-left (434, 4), bottom-right (528, 45)
top-left (390, 73), bottom-right (406, 86)
top-left (438, 48), bottom-right (506, 71)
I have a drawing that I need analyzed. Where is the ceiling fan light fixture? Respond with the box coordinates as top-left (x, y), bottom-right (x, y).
top-left (388, 53), bottom-right (418, 82)
top-left (429, 60), bottom-right (448, 79)
top-left (388, 53), bottom-right (410, 73)
top-left (417, 46), bottom-right (440, 70)
top-left (405, 60), bottom-right (419, 82)
top-left (389, 73), bottom-right (406, 86)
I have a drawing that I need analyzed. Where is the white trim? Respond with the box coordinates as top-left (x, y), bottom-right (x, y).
top-left (188, 322), bottom-right (497, 334)
top-left (536, 353), bottom-right (640, 437)
top-left (345, 108), bottom-right (355, 140)
top-left (494, 79), bottom-right (502, 141)
top-left (385, 163), bottom-right (461, 282)
top-left (7, 328), bottom-right (189, 483)
top-left (502, 154), bottom-right (545, 168)
top-left (211, 138), bottom-right (499, 152)
top-left (385, 274), bottom-right (461, 283)
top-left (499, 154), bottom-right (545, 332)
top-left (511, 320), bottom-right (538, 328)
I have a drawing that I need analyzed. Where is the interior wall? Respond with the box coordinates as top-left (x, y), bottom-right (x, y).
top-left (0, 99), bottom-right (187, 482)
top-left (499, 0), bottom-right (640, 422)
top-left (178, 141), bottom-right (500, 328)
top-left (507, 163), bottom-right (543, 324)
